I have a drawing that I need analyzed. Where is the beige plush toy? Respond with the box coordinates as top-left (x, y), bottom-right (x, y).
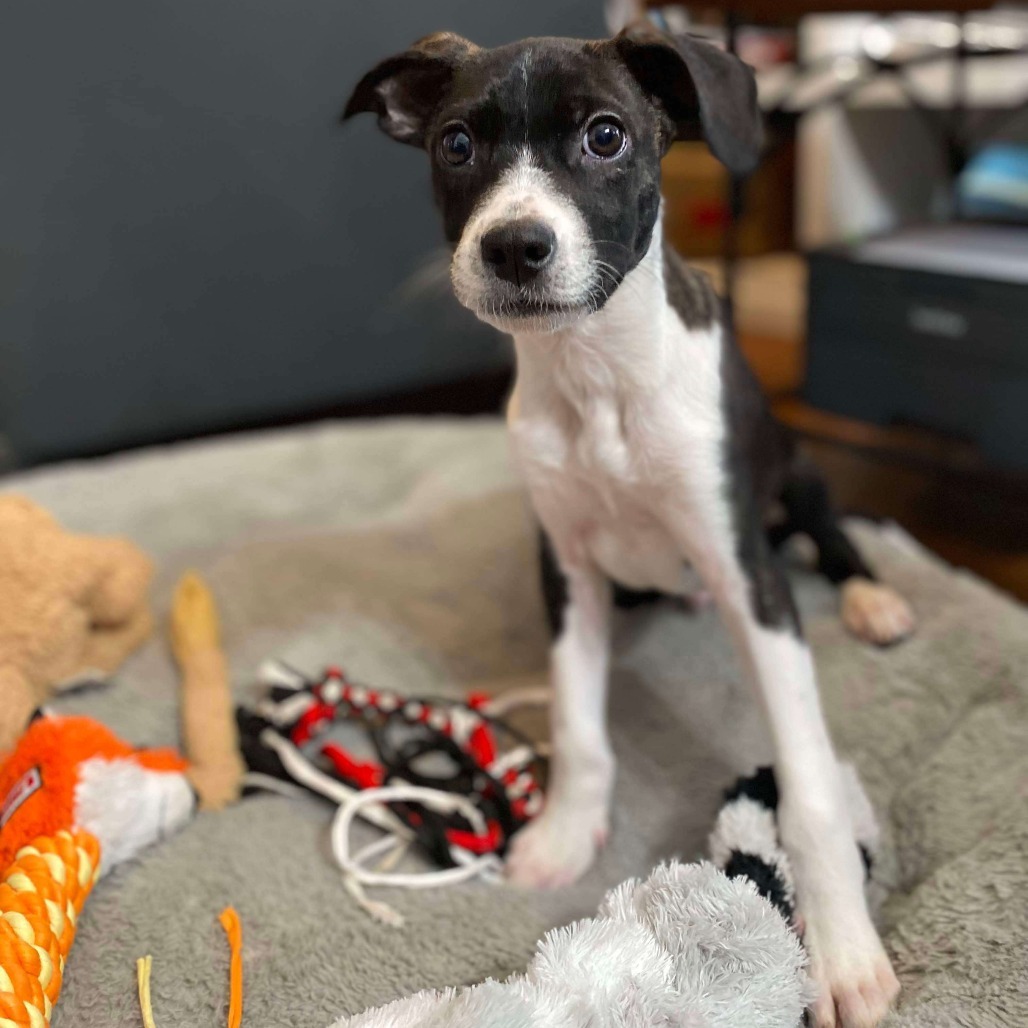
top-left (0, 495), bottom-right (155, 752)
top-left (170, 572), bottom-right (245, 809)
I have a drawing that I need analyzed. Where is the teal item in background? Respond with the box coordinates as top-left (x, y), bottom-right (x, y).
top-left (959, 144), bottom-right (1028, 223)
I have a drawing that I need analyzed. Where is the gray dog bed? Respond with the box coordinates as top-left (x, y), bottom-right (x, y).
top-left (4, 419), bottom-right (1026, 1027)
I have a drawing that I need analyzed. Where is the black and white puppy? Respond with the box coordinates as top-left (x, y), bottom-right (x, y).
top-left (345, 24), bottom-right (913, 1028)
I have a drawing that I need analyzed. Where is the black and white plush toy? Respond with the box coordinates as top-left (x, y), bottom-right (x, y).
top-left (328, 765), bottom-right (880, 1028)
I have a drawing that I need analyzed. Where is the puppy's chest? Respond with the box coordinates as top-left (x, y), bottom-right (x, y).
top-left (512, 395), bottom-right (726, 593)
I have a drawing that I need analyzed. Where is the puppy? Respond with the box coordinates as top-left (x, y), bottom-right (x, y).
top-left (345, 24), bottom-right (913, 1027)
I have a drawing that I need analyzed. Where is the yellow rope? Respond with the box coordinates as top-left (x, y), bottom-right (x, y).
top-left (136, 908), bottom-right (243, 1028)
top-left (136, 955), bottom-right (157, 1028)
top-left (0, 830), bottom-right (101, 1028)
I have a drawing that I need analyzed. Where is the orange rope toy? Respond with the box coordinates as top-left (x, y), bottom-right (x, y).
top-left (0, 829), bottom-right (100, 1028)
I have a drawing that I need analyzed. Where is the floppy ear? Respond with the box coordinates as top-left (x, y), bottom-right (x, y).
top-left (342, 32), bottom-right (479, 147)
top-left (611, 22), bottom-right (764, 176)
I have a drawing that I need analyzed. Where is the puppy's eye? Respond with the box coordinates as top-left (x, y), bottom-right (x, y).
top-left (584, 119), bottom-right (626, 160)
top-left (440, 126), bottom-right (474, 166)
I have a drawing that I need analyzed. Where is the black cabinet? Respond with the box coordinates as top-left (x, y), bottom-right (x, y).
top-left (804, 225), bottom-right (1028, 471)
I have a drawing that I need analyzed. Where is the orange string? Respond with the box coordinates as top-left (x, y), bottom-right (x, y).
top-left (218, 907), bottom-right (243, 1028)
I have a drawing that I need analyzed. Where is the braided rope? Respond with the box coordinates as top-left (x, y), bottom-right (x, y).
top-left (0, 830), bottom-right (100, 1028)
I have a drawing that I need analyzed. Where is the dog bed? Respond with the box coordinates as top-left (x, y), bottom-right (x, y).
top-left (3, 418), bottom-right (1025, 1027)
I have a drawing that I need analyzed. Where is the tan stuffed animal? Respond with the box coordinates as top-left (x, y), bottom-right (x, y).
top-left (0, 495), bottom-right (155, 752)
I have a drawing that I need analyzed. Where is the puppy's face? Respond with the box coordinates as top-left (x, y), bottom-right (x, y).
top-left (430, 40), bottom-right (667, 334)
top-left (345, 26), bottom-right (762, 334)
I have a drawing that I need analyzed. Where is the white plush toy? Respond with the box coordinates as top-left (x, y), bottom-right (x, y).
top-left (329, 766), bottom-right (879, 1028)
top-left (335, 860), bottom-right (811, 1028)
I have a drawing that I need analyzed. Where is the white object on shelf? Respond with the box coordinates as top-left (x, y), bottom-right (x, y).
top-left (792, 12), bottom-right (1028, 248)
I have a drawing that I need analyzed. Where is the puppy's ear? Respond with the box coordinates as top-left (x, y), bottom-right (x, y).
top-left (342, 32), bottom-right (479, 148)
top-left (609, 22), bottom-right (763, 176)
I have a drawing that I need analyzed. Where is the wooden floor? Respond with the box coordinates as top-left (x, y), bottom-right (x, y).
top-left (737, 328), bottom-right (1028, 602)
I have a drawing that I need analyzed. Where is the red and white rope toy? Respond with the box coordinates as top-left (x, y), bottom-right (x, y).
top-left (238, 661), bottom-right (547, 925)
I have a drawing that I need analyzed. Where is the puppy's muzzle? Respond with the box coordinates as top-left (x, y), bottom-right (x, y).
top-left (480, 219), bottom-right (556, 288)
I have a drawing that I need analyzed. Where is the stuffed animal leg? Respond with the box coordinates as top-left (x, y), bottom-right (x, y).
top-left (171, 573), bottom-right (244, 811)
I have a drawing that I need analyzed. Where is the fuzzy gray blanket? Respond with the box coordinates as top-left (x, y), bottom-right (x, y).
top-left (3, 419), bottom-right (1025, 1028)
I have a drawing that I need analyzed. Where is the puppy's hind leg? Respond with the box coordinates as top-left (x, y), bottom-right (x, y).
top-left (772, 462), bottom-right (915, 647)
top-left (506, 533), bottom-right (614, 889)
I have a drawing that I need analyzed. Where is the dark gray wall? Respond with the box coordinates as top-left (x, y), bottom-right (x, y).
top-left (0, 0), bottom-right (605, 465)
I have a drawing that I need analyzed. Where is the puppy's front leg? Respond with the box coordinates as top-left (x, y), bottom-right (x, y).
top-left (690, 524), bottom-right (900, 1028)
top-left (506, 554), bottom-right (614, 888)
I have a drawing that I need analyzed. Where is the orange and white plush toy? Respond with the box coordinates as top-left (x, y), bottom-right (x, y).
top-left (0, 573), bottom-right (243, 1028)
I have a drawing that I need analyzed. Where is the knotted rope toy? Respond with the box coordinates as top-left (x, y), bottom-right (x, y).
top-left (0, 573), bottom-right (242, 1028)
top-left (237, 661), bottom-right (547, 924)
top-left (0, 830), bottom-right (99, 1028)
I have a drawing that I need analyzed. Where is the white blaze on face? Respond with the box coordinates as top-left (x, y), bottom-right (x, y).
top-left (450, 154), bottom-right (598, 333)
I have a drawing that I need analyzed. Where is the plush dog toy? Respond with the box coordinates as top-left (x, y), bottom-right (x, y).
top-left (0, 495), bottom-right (155, 752)
top-left (334, 861), bottom-right (811, 1028)
top-left (329, 766), bottom-right (878, 1028)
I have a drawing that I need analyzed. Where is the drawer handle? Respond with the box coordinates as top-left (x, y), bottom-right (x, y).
top-left (907, 305), bottom-right (968, 339)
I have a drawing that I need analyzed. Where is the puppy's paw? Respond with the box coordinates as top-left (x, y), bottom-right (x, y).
top-left (505, 804), bottom-right (607, 889)
top-left (841, 578), bottom-right (915, 647)
top-left (805, 922), bottom-right (900, 1028)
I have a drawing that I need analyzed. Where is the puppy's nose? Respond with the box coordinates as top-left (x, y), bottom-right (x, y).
top-left (480, 220), bottom-right (556, 286)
